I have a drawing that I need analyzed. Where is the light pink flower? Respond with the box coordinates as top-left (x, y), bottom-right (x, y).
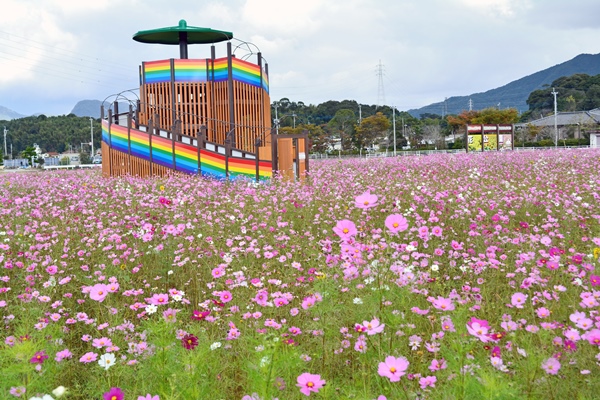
top-left (296, 372), bottom-right (326, 396)
top-left (79, 352), bottom-right (98, 363)
top-left (89, 284), bottom-right (109, 302)
top-left (466, 317), bottom-right (492, 343)
top-left (363, 317), bottom-right (385, 335)
top-left (419, 375), bottom-right (437, 389)
top-left (332, 219), bottom-right (357, 241)
top-left (511, 292), bottom-right (527, 308)
top-left (384, 214), bottom-right (409, 234)
top-left (378, 355), bottom-right (409, 382)
top-left (355, 191), bottom-right (378, 209)
top-left (541, 357), bottom-right (561, 375)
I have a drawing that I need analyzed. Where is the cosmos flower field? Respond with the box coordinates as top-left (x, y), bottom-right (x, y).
top-left (1, 149), bottom-right (600, 400)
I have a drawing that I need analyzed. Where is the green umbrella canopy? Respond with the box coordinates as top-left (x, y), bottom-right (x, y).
top-left (133, 20), bottom-right (233, 59)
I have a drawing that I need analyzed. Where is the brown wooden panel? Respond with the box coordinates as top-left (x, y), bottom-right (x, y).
top-left (277, 138), bottom-right (294, 180)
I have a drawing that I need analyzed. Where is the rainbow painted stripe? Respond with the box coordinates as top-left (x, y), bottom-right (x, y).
top-left (144, 60), bottom-right (171, 84)
top-left (101, 120), bottom-right (271, 180)
top-left (174, 141), bottom-right (198, 174)
top-left (141, 57), bottom-right (268, 92)
top-left (174, 59), bottom-right (207, 82)
top-left (150, 135), bottom-right (173, 168)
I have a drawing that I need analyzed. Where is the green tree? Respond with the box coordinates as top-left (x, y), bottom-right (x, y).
top-left (80, 151), bottom-right (92, 165)
top-left (354, 112), bottom-right (390, 150)
top-left (327, 109), bottom-right (356, 151)
top-left (21, 146), bottom-right (39, 165)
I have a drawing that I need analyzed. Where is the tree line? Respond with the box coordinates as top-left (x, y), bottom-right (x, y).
top-left (1, 72), bottom-right (598, 161)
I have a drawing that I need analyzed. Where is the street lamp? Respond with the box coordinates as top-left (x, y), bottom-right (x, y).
top-left (392, 106), bottom-right (396, 156)
top-left (3, 126), bottom-right (7, 160)
top-left (90, 117), bottom-right (94, 159)
top-left (551, 87), bottom-right (558, 148)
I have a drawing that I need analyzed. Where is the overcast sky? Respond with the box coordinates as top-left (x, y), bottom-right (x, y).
top-left (1, 0), bottom-right (599, 116)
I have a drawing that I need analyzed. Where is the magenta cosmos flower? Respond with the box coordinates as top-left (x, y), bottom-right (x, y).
top-left (30, 350), bottom-right (49, 364)
top-left (355, 191), bottom-right (378, 209)
top-left (104, 387), bottom-right (124, 400)
top-left (182, 334), bottom-right (199, 350)
top-left (332, 219), bottom-right (357, 241)
top-left (384, 214), bottom-right (408, 234)
top-left (296, 372), bottom-right (326, 396)
top-left (378, 355), bottom-right (409, 382)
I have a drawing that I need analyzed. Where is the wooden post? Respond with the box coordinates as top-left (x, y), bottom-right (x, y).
top-left (170, 58), bottom-right (176, 138)
top-left (255, 137), bottom-right (261, 182)
top-left (172, 120), bottom-right (177, 171)
top-left (127, 112), bottom-right (132, 155)
top-left (198, 125), bottom-right (206, 176)
top-left (227, 42), bottom-right (236, 148)
top-left (148, 116), bottom-right (154, 176)
top-left (114, 101), bottom-right (119, 125)
top-left (496, 125), bottom-right (500, 151)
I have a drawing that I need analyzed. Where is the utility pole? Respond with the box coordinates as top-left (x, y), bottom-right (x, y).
top-left (274, 102), bottom-right (279, 135)
top-left (392, 106), bottom-right (396, 156)
top-left (358, 104), bottom-right (362, 124)
top-left (90, 117), bottom-right (94, 159)
top-left (552, 87), bottom-right (558, 147)
top-left (3, 126), bottom-right (7, 160)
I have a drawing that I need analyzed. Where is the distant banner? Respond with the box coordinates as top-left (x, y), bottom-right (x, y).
top-left (465, 124), bottom-right (514, 152)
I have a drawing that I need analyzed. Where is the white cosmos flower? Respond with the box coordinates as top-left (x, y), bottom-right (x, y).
top-left (52, 386), bottom-right (67, 398)
top-left (98, 353), bottom-right (116, 370)
top-left (145, 304), bottom-right (157, 314)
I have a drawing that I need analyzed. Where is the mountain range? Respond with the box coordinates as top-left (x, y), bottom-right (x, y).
top-left (1, 52), bottom-right (600, 120)
top-left (407, 53), bottom-right (600, 118)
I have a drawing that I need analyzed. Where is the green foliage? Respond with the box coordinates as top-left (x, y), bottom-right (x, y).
top-left (354, 112), bottom-right (391, 149)
top-left (2, 115), bottom-right (100, 155)
top-left (526, 73), bottom-right (600, 114)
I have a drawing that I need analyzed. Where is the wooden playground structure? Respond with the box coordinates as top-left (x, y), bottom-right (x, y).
top-left (101, 20), bottom-right (308, 181)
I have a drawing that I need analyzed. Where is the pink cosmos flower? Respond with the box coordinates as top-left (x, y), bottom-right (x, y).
top-left (536, 307), bottom-right (550, 318)
top-left (511, 292), bottom-right (527, 308)
top-left (219, 291), bottom-right (233, 303)
top-left (363, 317), bottom-right (385, 335)
top-left (138, 395), bottom-right (160, 400)
top-left (429, 358), bottom-right (447, 371)
top-left (163, 308), bottom-right (179, 323)
top-left (582, 329), bottom-right (600, 346)
top-left (541, 357), bottom-right (561, 375)
top-left (148, 293), bottom-right (169, 306)
top-left (429, 296), bottom-right (455, 311)
top-left (296, 372), bottom-right (326, 396)
top-left (103, 387), bottom-right (124, 400)
top-left (333, 219), bottom-right (357, 241)
top-left (378, 355), bottom-right (409, 382)
top-left (590, 275), bottom-right (600, 286)
top-left (354, 191), bottom-right (378, 209)
top-left (79, 352), bottom-right (98, 363)
top-left (89, 283), bottom-right (109, 302)
top-left (384, 214), bottom-right (409, 234)
top-left (466, 317), bottom-right (492, 343)
top-left (419, 375), bottom-right (437, 389)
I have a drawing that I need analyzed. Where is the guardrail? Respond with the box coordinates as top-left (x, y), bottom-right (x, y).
top-left (310, 146), bottom-right (595, 160)
top-left (43, 164), bottom-right (102, 170)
